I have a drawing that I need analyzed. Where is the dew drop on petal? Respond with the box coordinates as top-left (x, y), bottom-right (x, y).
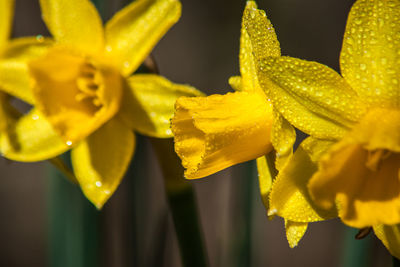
top-left (95, 181), bottom-right (102, 187)
top-left (36, 35), bottom-right (44, 42)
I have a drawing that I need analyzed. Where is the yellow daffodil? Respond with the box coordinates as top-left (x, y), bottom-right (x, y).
top-left (0, 0), bottom-right (54, 151)
top-left (0, 0), bottom-right (203, 209)
top-left (172, 1), bottom-right (311, 247)
top-left (246, 0), bottom-right (400, 256)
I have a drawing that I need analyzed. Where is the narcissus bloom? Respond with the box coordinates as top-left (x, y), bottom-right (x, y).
top-left (172, 1), bottom-right (309, 247)
top-left (0, 0), bottom-right (54, 150)
top-left (246, 0), bottom-right (400, 256)
top-left (0, 0), bottom-right (202, 209)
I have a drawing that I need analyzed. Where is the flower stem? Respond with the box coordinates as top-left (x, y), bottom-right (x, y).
top-left (47, 153), bottom-right (100, 267)
top-left (340, 226), bottom-right (372, 267)
top-left (150, 138), bottom-right (208, 267)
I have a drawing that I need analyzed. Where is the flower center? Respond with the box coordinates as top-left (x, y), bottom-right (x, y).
top-left (75, 62), bottom-right (104, 109)
top-left (365, 149), bottom-right (392, 171)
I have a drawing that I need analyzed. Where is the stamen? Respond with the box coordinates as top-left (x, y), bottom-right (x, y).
top-left (366, 149), bottom-right (391, 171)
top-left (75, 62), bottom-right (104, 108)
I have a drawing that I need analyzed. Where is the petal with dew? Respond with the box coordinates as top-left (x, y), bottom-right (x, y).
top-left (71, 118), bottom-right (134, 209)
top-left (119, 74), bottom-right (203, 138)
top-left (374, 224), bottom-right (400, 260)
top-left (269, 138), bottom-right (337, 222)
top-left (0, 37), bottom-right (53, 104)
top-left (271, 109), bottom-right (296, 171)
top-left (254, 57), bottom-right (364, 140)
top-left (285, 220), bottom-right (308, 248)
top-left (29, 47), bottom-right (122, 144)
top-left (172, 91), bottom-right (273, 179)
top-left (0, 0), bottom-right (14, 46)
top-left (340, 0), bottom-right (400, 108)
top-left (1, 108), bottom-right (69, 162)
top-left (39, 0), bottom-right (104, 53)
top-left (105, 0), bottom-right (181, 75)
top-left (257, 155), bottom-right (275, 213)
top-left (240, 1), bottom-right (280, 93)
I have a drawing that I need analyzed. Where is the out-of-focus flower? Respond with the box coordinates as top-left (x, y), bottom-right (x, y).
top-left (246, 0), bottom-right (400, 256)
top-left (172, 1), bottom-right (311, 247)
top-left (0, 0), bottom-right (203, 209)
top-left (0, 0), bottom-right (54, 155)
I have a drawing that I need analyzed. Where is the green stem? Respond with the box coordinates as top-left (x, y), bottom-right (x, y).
top-left (47, 154), bottom-right (100, 267)
top-left (236, 160), bottom-right (256, 267)
top-left (341, 226), bottom-right (372, 267)
top-left (150, 138), bottom-right (208, 267)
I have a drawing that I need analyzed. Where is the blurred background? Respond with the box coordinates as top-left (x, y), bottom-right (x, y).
top-left (1, 0), bottom-right (393, 266)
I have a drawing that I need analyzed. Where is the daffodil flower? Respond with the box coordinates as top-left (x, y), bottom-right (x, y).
top-left (0, 0), bottom-right (54, 151)
top-left (0, 0), bottom-right (203, 209)
top-left (246, 0), bottom-right (400, 256)
top-left (172, 1), bottom-right (310, 247)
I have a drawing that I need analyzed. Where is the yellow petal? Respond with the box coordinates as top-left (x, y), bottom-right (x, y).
top-left (255, 57), bottom-right (365, 140)
top-left (269, 138), bottom-right (337, 222)
top-left (373, 224), bottom-right (400, 260)
top-left (172, 91), bottom-right (273, 179)
top-left (257, 155), bottom-right (275, 212)
top-left (240, 1), bottom-right (280, 93)
top-left (0, 37), bottom-right (53, 104)
top-left (39, 0), bottom-right (104, 53)
top-left (302, 137), bottom-right (336, 163)
top-left (105, 0), bottom-right (181, 75)
top-left (71, 118), bottom-right (135, 209)
top-left (271, 109), bottom-right (296, 171)
top-left (350, 108), bottom-right (400, 152)
top-left (0, 92), bottom-right (18, 141)
top-left (29, 47), bottom-right (123, 144)
top-left (309, 111), bottom-right (400, 228)
top-left (340, 0), bottom-right (400, 108)
top-left (1, 108), bottom-right (69, 162)
top-left (228, 76), bottom-right (242, 91)
top-left (118, 74), bottom-right (203, 138)
top-left (285, 220), bottom-right (308, 248)
top-left (0, 0), bottom-right (14, 46)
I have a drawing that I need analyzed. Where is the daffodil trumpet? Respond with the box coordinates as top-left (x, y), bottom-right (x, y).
top-left (0, 0), bottom-right (203, 209)
top-left (245, 0), bottom-right (400, 257)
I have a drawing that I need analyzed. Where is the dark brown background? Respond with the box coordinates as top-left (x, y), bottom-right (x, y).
top-left (0, 0), bottom-right (392, 266)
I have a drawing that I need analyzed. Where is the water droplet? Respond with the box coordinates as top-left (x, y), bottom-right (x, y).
top-left (104, 190), bottom-right (111, 195)
top-left (95, 181), bottom-right (102, 187)
top-left (165, 129), bottom-right (172, 135)
top-left (36, 35), bottom-right (44, 42)
top-left (66, 141), bottom-right (72, 146)
top-left (32, 114), bottom-right (39, 120)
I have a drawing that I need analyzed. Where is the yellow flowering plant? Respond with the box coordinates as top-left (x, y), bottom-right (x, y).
top-left (0, 0), bottom-right (203, 209)
top-left (172, 1), bottom-right (317, 247)
top-left (0, 0), bottom-right (54, 139)
top-left (245, 0), bottom-right (400, 257)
